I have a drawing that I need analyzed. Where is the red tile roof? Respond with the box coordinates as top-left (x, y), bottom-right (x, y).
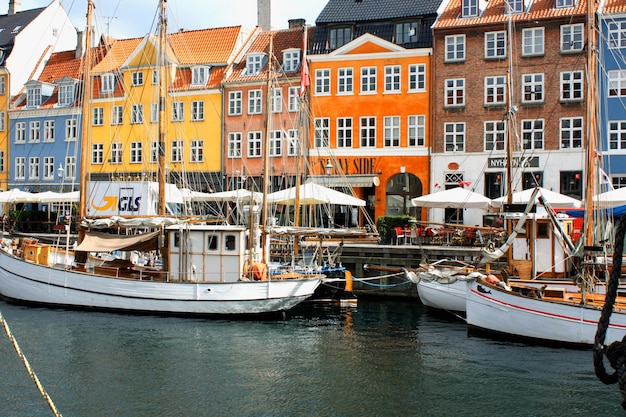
top-left (602, 0), bottom-right (626, 14)
top-left (169, 26), bottom-right (243, 65)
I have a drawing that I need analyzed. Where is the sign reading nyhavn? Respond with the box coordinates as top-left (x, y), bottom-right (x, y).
top-left (488, 156), bottom-right (539, 168)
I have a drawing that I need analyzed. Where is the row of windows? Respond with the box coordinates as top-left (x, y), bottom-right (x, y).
top-left (227, 87), bottom-right (300, 116)
top-left (14, 119), bottom-right (77, 143)
top-left (444, 71), bottom-right (583, 107)
top-left (327, 21), bottom-right (422, 50)
top-left (313, 64), bottom-right (426, 95)
top-left (13, 156), bottom-right (75, 180)
top-left (461, 0), bottom-right (574, 18)
top-left (91, 140), bottom-right (205, 164)
top-left (227, 130), bottom-right (300, 158)
top-left (443, 117), bottom-right (584, 152)
top-left (100, 66), bottom-right (210, 94)
top-left (91, 101), bottom-right (205, 126)
top-left (445, 24), bottom-right (583, 63)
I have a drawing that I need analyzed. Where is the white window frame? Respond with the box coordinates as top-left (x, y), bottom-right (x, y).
top-left (445, 78), bottom-right (465, 107)
top-left (92, 143), bottom-right (103, 164)
top-left (408, 115), bottom-right (425, 147)
top-left (282, 49), bottom-right (300, 72)
top-left (560, 117), bottom-right (583, 149)
top-left (288, 87), bottom-right (300, 112)
top-left (485, 31), bottom-right (506, 59)
top-left (462, 0), bottom-right (478, 17)
top-left (130, 142), bottom-right (142, 163)
top-left (131, 104), bottom-right (144, 124)
top-left (191, 66), bottom-right (209, 86)
top-left (29, 121), bottom-right (40, 143)
top-left (560, 71), bottom-right (584, 101)
top-left (522, 73), bottom-right (544, 103)
top-left (360, 67), bottom-right (377, 94)
top-left (15, 157), bottom-right (25, 179)
top-left (608, 121), bottom-right (626, 150)
top-left (269, 130), bottom-right (282, 157)
top-left (314, 118), bottom-right (330, 148)
top-left (101, 73), bottom-right (115, 94)
top-left (191, 140), bottom-right (204, 162)
top-left (248, 90), bottom-right (262, 114)
top-left (384, 116), bottom-right (400, 147)
top-left (609, 70), bottom-right (626, 97)
top-left (247, 131), bottom-right (262, 158)
top-left (521, 119), bottom-right (544, 150)
top-left (408, 64), bottom-right (426, 92)
top-left (287, 129), bottom-right (298, 156)
top-left (315, 68), bottom-right (330, 95)
top-left (337, 117), bottom-right (353, 148)
top-left (338, 68), bottom-right (354, 94)
top-left (245, 54), bottom-right (265, 76)
top-left (384, 66), bottom-right (401, 93)
top-left (360, 117), bottom-right (376, 148)
top-left (445, 35), bottom-right (465, 62)
top-left (171, 140), bottom-right (183, 163)
top-left (228, 132), bottom-right (242, 158)
top-left (43, 156), bottom-right (54, 180)
top-left (561, 24), bottom-right (584, 53)
top-left (65, 156), bottom-right (76, 179)
top-left (132, 71), bottom-right (143, 86)
top-left (484, 121), bottom-right (506, 151)
top-left (15, 122), bottom-right (25, 143)
top-left (608, 21), bottom-right (626, 49)
top-left (28, 156), bottom-right (39, 179)
top-left (484, 75), bottom-right (506, 106)
top-left (271, 87), bottom-right (282, 113)
top-left (111, 142), bottom-right (123, 164)
top-left (58, 83), bottom-right (75, 106)
top-left (191, 101), bottom-right (204, 121)
top-left (65, 119), bottom-right (77, 141)
top-left (93, 107), bottom-right (104, 126)
top-left (522, 27), bottom-right (545, 56)
top-left (444, 122), bottom-right (465, 152)
top-left (172, 101), bottom-right (184, 122)
top-left (229, 91), bottom-right (242, 115)
top-left (112, 105), bottom-right (123, 125)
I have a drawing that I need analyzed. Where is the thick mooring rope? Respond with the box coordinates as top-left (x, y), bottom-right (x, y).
top-left (594, 215), bottom-right (626, 410)
top-left (0, 311), bottom-right (63, 417)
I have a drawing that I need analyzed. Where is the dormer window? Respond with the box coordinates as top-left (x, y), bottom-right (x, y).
top-left (329, 27), bottom-right (351, 49)
top-left (556, 0), bottom-right (574, 8)
top-left (395, 22), bottom-right (420, 45)
top-left (191, 66), bottom-right (210, 86)
top-left (461, 0), bottom-right (479, 18)
top-left (27, 87), bottom-right (41, 107)
top-left (282, 49), bottom-right (300, 73)
top-left (58, 83), bottom-right (75, 107)
top-left (101, 73), bottom-right (115, 94)
top-left (506, 0), bottom-right (524, 13)
top-left (245, 54), bottom-right (266, 76)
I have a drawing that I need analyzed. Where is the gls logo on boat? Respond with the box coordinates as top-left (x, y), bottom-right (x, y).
top-left (91, 196), bottom-right (142, 212)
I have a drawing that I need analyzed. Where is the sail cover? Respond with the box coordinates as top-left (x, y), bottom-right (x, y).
top-left (75, 231), bottom-right (160, 252)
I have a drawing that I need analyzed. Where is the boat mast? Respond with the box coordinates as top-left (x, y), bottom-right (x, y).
top-left (157, 0), bottom-right (168, 216)
top-left (583, 0), bottom-right (597, 246)
top-left (78, 0), bottom-right (94, 222)
top-left (260, 32), bottom-right (274, 264)
top-left (293, 26), bottom-right (308, 252)
top-left (505, 1), bottom-right (515, 205)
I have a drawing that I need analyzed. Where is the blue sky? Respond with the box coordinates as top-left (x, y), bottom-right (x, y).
top-left (18, 0), bottom-right (327, 37)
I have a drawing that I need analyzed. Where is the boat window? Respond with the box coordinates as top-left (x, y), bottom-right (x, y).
top-left (207, 234), bottom-right (218, 251)
top-left (537, 222), bottom-right (549, 239)
top-left (173, 232), bottom-right (180, 248)
top-left (225, 235), bottom-right (237, 251)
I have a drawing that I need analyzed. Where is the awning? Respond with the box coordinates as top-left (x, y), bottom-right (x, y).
top-left (307, 174), bottom-right (380, 188)
top-left (75, 230), bottom-right (160, 252)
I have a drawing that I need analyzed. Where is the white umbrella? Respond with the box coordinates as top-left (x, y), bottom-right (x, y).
top-left (411, 187), bottom-right (492, 209)
top-left (491, 187), bottom-right (581, 209)
top-left (0, 188), bottom-right (38, 203)
top-left (36, 190), bottom-right (79, 203)
top-left (268, 182), bottom-right (365, 206)
top-left (592, 187), bottom-right (626, 208)
top-left (192, 188), bottom-right (263, 203)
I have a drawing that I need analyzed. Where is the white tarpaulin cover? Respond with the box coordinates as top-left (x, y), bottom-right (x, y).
top-left (593, 187), bottom-right (626, 208)
top-left (267, 182), bottom-right (365, 206)
top-left (491, 187), bottom-right (581, 209)
top-left (411, 187), bottom-right (492, 209)
top-left (75, 230), bottom-right (160, 252)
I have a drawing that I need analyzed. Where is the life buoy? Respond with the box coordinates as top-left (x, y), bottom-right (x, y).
top-left (250, 262), bottom-right (267, 281)
top-left (485, 274), bottom-right (500, 285)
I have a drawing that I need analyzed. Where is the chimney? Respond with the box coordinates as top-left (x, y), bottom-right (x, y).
top-left (288, 19), bottom-right (306, 29)
top-left (8, 0), bottom-right (21, 15)
top-left (75, 30), bottom-right (84, 59)
top-left (257, 0), bottom-right (271, 30)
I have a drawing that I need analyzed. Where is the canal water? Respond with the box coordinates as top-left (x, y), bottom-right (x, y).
top-left (0, 298), bottom-right (621, 417)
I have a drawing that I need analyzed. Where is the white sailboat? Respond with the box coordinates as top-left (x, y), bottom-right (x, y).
top-left (0, 0), bottom-right (322, 316)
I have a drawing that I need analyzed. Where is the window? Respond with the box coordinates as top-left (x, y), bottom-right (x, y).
top-left (0, 77), bottom-right (5, 95)
top-left (522, 119), bottom-right (544, 149)
top-left (485, 172), bottom-right (504, 199)
top-left (395, 22), bottom-right (419, 45)
top-left (27, 87), bottom-right (42, 107)
top-left (485, 76), bottom-right (506, 105)
top-left (445, 78), bottom-right (465, 107)
top-left (384, 66), bottom-right (401, 93)
top-left (43, 120), bottom-right (55, 142)
top-left (314, 118), bottom-right (330, 148)
top-left (271, 88), bottom-right (282, 113)
top-left (151, 103), bottom-right (158, 123)
top-left (152, 69), bottom-right (159, 84)
top-left (58, 83), bottom-right (75, 106)
top-left (93, 107), bottom-right (104, 126)
top-left (191, 101), bottom-right (204, 121)
top-left (505, 0), bottom-right (523, 13)
top-left (613, 176), bottom-right (626, 189)
top-left (191, 140), bottom-right (203, 162)
top-left (282, 50), bottom-right (300, 72)
top-left (560, 171), bottom-right (582, 199)
top-left (608, 70), bottom-right (626, 96)
top-left (556, 0), bottom-right (574, 8)
top-left (445, 35), bottom-right (465, 62)
top-left (171, 140), bottom-right (183, 163)
top-left (65, 156), bottom-right (76, 179)
top-left (245, 54), bottom-right (265, 76)
top-left (131, 104), bottom-right (144, 124)
top-left (608, 21), bottom-right (626, 49)
top-left (0, 151), bottom-right (5, 173)
top-left (172, 102), bottom-right (184, 122)
top-left (360, 117), bottom-right (376, 147)
top-left (101, 73), bottom-right (115, 94)
top-left (560, 117), bottom-right (583, 149)
top-left (485, 31), bottom-right (506, 59)
top-left (191, 66), bottom-right (209, 86)
top-left (361, 67), bottom-right (377, 93)
top-left (338, 68), bottom-right (353, 94)
top-left (485, 121), bottom-right (505, 151)
top-left (522, 73), bottom-right (544, 103)
top-left (92, 143), bottom-right (103, 164)
top-left (337, 117), bottom-right (353, 148)
top-left (523, 172), bottom-right (543, 190)
top-left (28, 157), bottom-right (39, 179)
top-left (229, 91), bottom-right (242, 115)
top-left (132, 71), bottom-right (143, 86)
top-left (150, 141), bottom-right (159, 163)
top-left (247, 131), bottom-right (262, 157)
top-left (269, 131), bottom-right (282, 156)
top-left (65, 119), bottom-right (77, 141)
top-left (384, 116), bottom-right (400, 147)
top-left (315, 69), bottom-right (330, 95)
top-left (561, 71), bottom-right (583, 101)
top-left (408, 64), bottom-right (426, 91)
top-left (15, 157), bottom-right (25, 179)
top-left (408, 115), bottom-right (425, 147)
top-left (329, 27), bottom-right (351, 49)
top-left (287, 130), bottom-right (298, 156)
top-left (130, 142), bottom-right (142, 163)
top-left (43, 157), bottom-right (54, 180)
top-left (29, 121), bottom-right (40, 143)
top-left (15, 122), bottom-right (25, 143)
top-left (444, 122), bottom-right (465, 152)
top-left (522, 28), bottom-right (544, 56)
top-left (462, 0), bottom-right (478, 17)
top-left (111, 142), bottom-right (122, 164)
top-left (561, 24), bottom-right (584, 52)
top-left (112, 105), bottom-right (123, 125)
top-left (609, 121), bottom-right (626, 150)
top-left (0, 112), bottom-right (4, 132)
top-left (288, 87), bottom-right (300, 112)
top-left (248, 90), bottom-right (262, 114)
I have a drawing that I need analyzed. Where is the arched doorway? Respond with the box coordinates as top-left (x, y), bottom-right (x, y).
top-left (386, 173), bottom-right (422, 217)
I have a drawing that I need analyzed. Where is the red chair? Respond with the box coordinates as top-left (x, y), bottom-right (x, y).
top-left (393, 227), bottom-right (406, 245)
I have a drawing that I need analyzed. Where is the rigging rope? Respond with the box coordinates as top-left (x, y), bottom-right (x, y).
top-left (593, 215), bottom-right (626, 410)
top-left (0, 310), bottom-right (63, 417)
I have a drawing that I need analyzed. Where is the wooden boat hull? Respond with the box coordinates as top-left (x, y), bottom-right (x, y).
top-left (0, 250), bottom-right (321, 316)
top-left (417, 279), bottom-right (466, 314)
top-left (466, 279), bottom-right (626, 347)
